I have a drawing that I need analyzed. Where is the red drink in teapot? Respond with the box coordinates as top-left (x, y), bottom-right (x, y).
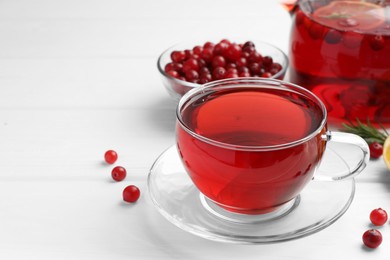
top-left (288, 0), bottom-right (390, 126)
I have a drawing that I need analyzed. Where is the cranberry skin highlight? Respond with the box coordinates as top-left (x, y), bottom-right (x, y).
top-left (369, 142), bottom-right (383, 159)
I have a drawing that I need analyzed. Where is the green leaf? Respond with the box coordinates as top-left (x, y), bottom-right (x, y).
top-left (341, 119), bottom-right (388, 144)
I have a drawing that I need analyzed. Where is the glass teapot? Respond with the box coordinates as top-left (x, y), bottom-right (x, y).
top-left (286, 0), bottom-right (390, 127)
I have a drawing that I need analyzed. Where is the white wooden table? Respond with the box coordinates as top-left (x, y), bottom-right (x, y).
top-left (0, 0), bottom-right (389, 259)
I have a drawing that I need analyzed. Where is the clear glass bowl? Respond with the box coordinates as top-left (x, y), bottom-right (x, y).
top-left (157, 40), bottom-right (289, 101)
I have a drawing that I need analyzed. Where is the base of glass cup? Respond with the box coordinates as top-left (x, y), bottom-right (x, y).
top-left (148, 145), bottom-right (356, 243)
top-left (200, 195), bottom-right (300, 224)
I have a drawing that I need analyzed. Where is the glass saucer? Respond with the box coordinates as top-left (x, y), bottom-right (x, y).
top-left (147, 145), bottom-right (355, 244)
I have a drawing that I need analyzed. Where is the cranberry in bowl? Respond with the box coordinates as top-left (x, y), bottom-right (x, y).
top-left (157, 39), bottom-right (289, 101)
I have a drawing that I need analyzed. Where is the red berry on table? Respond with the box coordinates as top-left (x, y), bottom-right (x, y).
top-left (123, 185), bottom-right (140, 203)
top-left (370, 208), bottom-right (388, 226)
top-left (111, 166), bottom-right (127, 182)
top-left (104, 150), bottom-right (118, 164)
top-left (369, 142), bottom-right (383, 159)
top-left (362, 229), bottom-right (382, 249)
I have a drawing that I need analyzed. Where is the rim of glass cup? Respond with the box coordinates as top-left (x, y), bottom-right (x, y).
top-left (176, 77), bottom-right (328, 151)
top-left (157, 41), bottom-right (289, 90)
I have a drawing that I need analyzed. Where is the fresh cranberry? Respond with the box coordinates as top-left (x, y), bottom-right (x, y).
top-left (201, 48), bottom-right (214, 63)
top-left (362, 229), bottom-right (382, 249)
top-left (369, 142), bottom-right (383, 159)
top-left (270, 63), bottom-right (282, 75)
top-left (248, 62), bottom-right (261, 75)
top-left (104, 150), bottom-right (118, 164)
top-left (211, 55), bottom-right (226, 68)
top-left (236, 57), bottom-right (247, 67)
top-left (261, 72), bottom-right (273, 78)
top-left (192, 45), bottom-right (203, 55)
top-left (220, 39), bottom-right (231, 45)
top-left (243, 45), bottom-right (255, 54)
top-left (248, 52), bottom-right (263, 63)
top-left (225, 72), bottom-right (239, 78)
top-left (199, 77), bottom-right (210, 84)
top-left (243, 41), bottom-right (255, 49)
top-left (226, 62), bottom-right (237, 69)
top-left (203, 41), bottom-right (215, 49)
top-left (241, 51), bottom-right (250, 59)
top-left (239, 72), bottom-right (251, 77)
top-left (237, 66), bottom-right (249, 73)
top-left (164, 62), bottom-right (182, 73)
top-left (185, 70), bottom-right (199, 82)
top-left (170, 51), bottom-right (186, 63)
top-left (167, 70), bottom-right (180, 78)
top-left (212, 67), bottom-right (226, 80)
top-left (213, 42), bottom-right (229, 56)
top-left (226, 68), bottom-right (238, 75)
top-left (111, 166), bottom-right (126, 182)
top-left (225, 43), bottom-right (242, 61)
top-left (370, 208), bottom-right (388, 226)
top-left (197, 58), bottom-right (207, 68)
top-left (199, 66), bottom-right (210, 75)
top-left (182, 58), bottom-right (199, 73)
top-left (166, 39), bottom-right (283, 84)
top-left (184, 49), bottom-right (194, 59)
top-left (263, 56), bottom-right (273, 67)
top-left (123, 185), bottom-right (140, 203)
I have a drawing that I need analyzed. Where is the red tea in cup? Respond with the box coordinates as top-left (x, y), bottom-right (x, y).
top-left (176, 78), bottom-right (369, 215)
top-left (288, 0), bottom-right (390, 126)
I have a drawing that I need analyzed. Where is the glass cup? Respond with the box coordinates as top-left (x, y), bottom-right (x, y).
top-left (176, 78), bottom-right (369, 216)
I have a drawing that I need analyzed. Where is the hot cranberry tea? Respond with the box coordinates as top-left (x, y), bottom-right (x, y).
top-left (177, 86), bottom-right (327, 214)
top-left (289, 0), bottom-right (390, 126)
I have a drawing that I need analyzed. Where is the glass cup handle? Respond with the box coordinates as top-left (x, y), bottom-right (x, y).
top-left (313, 131), bottom-right (370, 181)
